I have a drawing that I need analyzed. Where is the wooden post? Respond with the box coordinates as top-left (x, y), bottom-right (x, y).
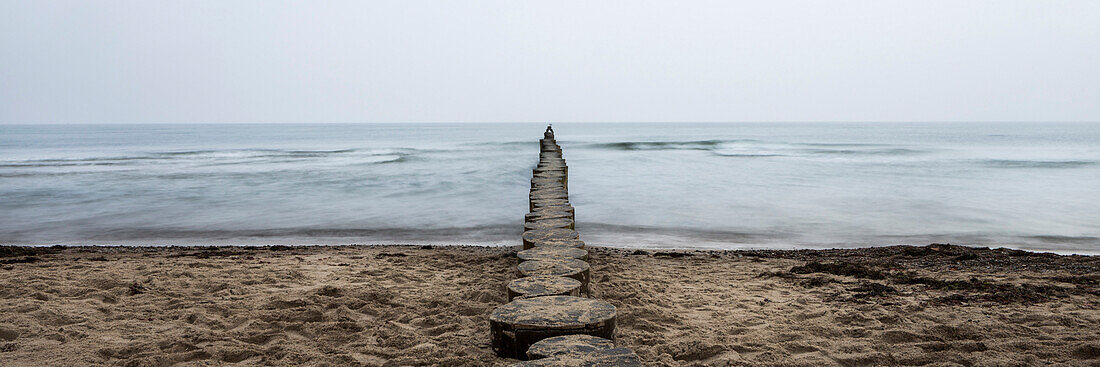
top-left (522, 228), bottom-right (580, 249)
top-left (488, 127), bottom-right (642, 365)
top-left (517, 258), bottom-right (590, 293)
top-left (525, 334), bottom-right (616, 359)
top-left (524, 217), bottom-right (575, 231)
top-left (511, 348), bottom-right (641, 366)
top-left (506, 275), bottom-right (583, 301)
top-left (489, 296), bottom-right (616, 359)
top-left (517, 247), bottom-right (588, 262)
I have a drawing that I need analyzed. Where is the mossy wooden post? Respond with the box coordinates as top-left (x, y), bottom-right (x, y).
top-left (531, 177), bottom-right (567, 191)
top-left (528, 207), bottom-right (575, 221)
top-left (529, 198), bottom-right (567, 211)
top-left (507, 276), bottom-right (583, 301)
top-left (489, 296), bottom-right (616, 359)
top-left (525, 334), bottom-right (616, 360)
top-left (512, 348), bottom-right (641, 366)
top-left (530, 189), bottom-right (568, 200)
top-left (529, 195), bottom-right (569, 207)
top-left (529, 196), bottom-right (569, 206)
top-left (532, 173), bottom-right (567, 191)
top-left (525, 210), bottom-right (574, 223)
top-left (522, 228), bottom-right (580, 249)
top-left (532, 169), bottom-right (566, 177)
top-left (540, 138), bottom-right (559, 150)
top-left (532, 202), bottom-right (572, 210)
top-left (530, 189), bottom-right (567, 199)
top-left (532, 206), bottom-right (573, 217)
top-left (530, 199), bottom-right (570, 212)
top-left (534, 169), bottom-right (567, 179)
top-left (530, 185), bottom-right (567, 192)
top-left (490, 128), bottom-right (643, 365)
top-left (518, 246), bottom-right (588, 262)
top-left (517, 259), bottom-right (590, 294)
top-left (524, 217), bottom-right (575, 231)
top-left (537, 164), bottom-right (564, 171)
top-left (529, 238), bottom-right (585, 250)
top-left (533, 171), bottom-right (567, 181)
top-left (534, 166), bottom-right (567, 177)
top-left (529, 205), bottom-right (575, 215)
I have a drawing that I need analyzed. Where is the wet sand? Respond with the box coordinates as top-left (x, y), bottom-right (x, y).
top-left (1, 244), bottom-right (1098, 366)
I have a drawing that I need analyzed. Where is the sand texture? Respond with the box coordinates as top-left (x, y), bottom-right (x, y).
top-left (2, 244), bottom-right (1099, 366)
top-left (0, 245), bottom-right (512, 366)
top-left (592, 245), bottom-right (1100, 366)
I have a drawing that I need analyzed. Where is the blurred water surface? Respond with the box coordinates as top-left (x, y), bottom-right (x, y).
top-left (1, 122), bottom-right (1098, 253)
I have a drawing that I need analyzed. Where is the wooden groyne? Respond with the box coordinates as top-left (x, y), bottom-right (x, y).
top-left (489, 127), bottom-right (641, 365)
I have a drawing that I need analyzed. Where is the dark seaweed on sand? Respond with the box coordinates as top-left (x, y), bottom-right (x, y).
top-left (790, 261), bottom-right (884, 279)
top-left (895, 274), bottom-right (1075, 304)
top-left (653, 251), bottom-right (692, 258)
top-left (0, 256), bottom-right (39, 264)
top-left (740, 243), bottom-right (1100, 275)
top-left (748, 244), bottom-right (1098, 305)
top-left (0, 245), bottom-right (63, 258)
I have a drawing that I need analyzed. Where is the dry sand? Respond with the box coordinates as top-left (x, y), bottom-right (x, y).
top-left (1, 244), bottom-right (1098, 366)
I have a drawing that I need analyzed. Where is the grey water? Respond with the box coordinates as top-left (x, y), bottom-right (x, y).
top-left (1, 122), bottom-right (1098, 254)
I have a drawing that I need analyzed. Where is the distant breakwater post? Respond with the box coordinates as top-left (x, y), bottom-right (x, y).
top-left (489, 127), bottom-right (641, 365)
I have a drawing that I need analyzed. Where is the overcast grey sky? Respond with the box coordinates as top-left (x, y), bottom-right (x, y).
top-left (1, 1), bottom-right (1098, 123)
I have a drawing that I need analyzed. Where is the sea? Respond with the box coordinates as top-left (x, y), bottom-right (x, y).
top-left (1, 122), bottom-right (1098, 254)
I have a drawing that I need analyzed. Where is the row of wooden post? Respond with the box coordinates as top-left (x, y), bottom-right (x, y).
top-left (488, 127), bottom-right (641, 365)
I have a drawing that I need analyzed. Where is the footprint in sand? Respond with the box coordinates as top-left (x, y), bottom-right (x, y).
top-left (0, 325), bottom-right (19, 341)
top-left (783, 342), bottom-right (819, 355)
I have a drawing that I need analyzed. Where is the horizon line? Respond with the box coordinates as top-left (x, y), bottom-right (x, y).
top-left (3, 120), bottom-right (1099, 125)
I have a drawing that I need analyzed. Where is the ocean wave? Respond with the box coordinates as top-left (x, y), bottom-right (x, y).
top-left (1025, 235), bottom-right (1100, 244)
top-left (0, 148), bottom-right (416, 170)
top-left (0, 224), bottom-right (524, 243)
top-left (284, 149), bottom-right (358, 154)
top-left (0, 171), bottom-right (114, 178)
top-left (980, 159), bottom-right (1096, 169)
top-left (710, 152), bottom-right (786, 158)
top-left (155, 148), bottom-right (364, 159)
top-left (463, 141), bottom-right (538, 148)
top-left (359, 154), bottom-right (409, 165)
top-left (797, 142), bottom-right (890, 147)
top-left (575, 139), bottom-right (930, 159)
top-left (0, 155), bottom-right (166, 167)
top-left (578, 223), bottom-right (786, 241)
top-left (802, 148), bottom-right (926, 155)
top-left (581, 139), bottom-right (756, 151)
top-left (0, 161), bottom-right (134, 168)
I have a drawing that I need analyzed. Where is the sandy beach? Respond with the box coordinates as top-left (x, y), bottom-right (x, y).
top-left (1, 244), bottom-right (1098, 366)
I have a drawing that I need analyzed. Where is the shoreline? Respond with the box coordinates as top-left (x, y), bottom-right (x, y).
top-left (2, 244), bottom-right (1098, 366)
top-left (5, 240), bottom-right (1100, 257)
